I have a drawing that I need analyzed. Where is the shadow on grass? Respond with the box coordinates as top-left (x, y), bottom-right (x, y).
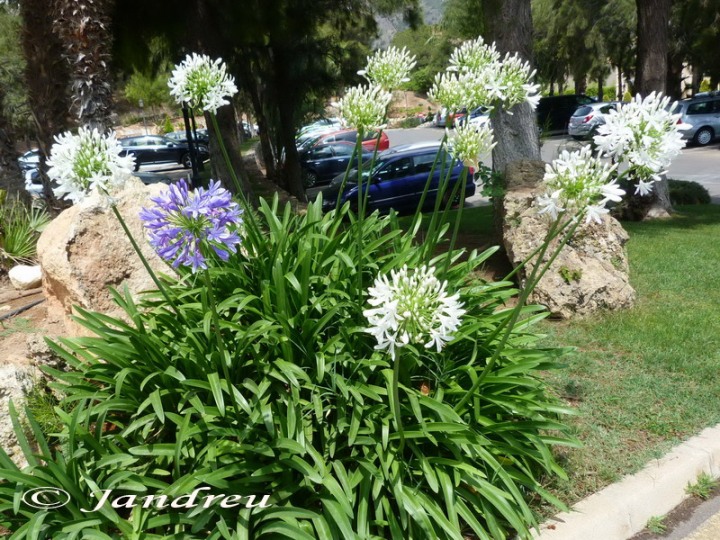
top-left (623, 204), bottom-right (720, 235)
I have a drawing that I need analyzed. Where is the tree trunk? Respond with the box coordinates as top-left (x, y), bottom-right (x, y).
top-left (0, 93), bottom-right (29, 204)
top-left (616, 65), bottom-right (623, 100)
top-left (482, 0), bottom-right (541, 176)
top-left (692, 66), bottom-right (704, 95)
top-left (205, 106), bottom-right (256, 203)
top-left (53, 0), bottom-right (115, 131)
top-left (19, 0), bottom-right (70, 207)
top-left (574, 75), bottom-right (587, 95)
top-left (597, 76), bottom-right (603, 101)
top-left (634, 0), bottom-right (673, 219)
top-left (666, 52), bottom-right (684, 99)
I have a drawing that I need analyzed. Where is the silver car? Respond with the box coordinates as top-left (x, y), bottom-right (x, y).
top-left (670, 92), bottom-right (720, 146)
top-left (568, 102), bottom-right (621, 140)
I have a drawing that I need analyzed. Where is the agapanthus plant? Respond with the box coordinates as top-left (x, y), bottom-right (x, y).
top-left (168, 53), bottom-right (238, 114)
top-left (430, 37), bottom-right (540, 114)
top-left (358, 46), bottom-right (417, 91)
top-left (593, 92), bottom-right (686, 194)
top-left (336, 84), bottom-right (392, 132)
top-left (537, 145), bottom-right (623, 223)
top-left (46, 127), bottom-right (134, 203)
top-left (447, 119), bottom-right (496, 169)
top-left (364, 264), bottom-right (465, 360)
top-left (140, 179), bottom-right (242, 272)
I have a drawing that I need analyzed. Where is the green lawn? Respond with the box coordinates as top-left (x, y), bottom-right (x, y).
top-left (539, 204), bottom-right (720, 503)
top-left (448, 204), bottom-right (720, 505)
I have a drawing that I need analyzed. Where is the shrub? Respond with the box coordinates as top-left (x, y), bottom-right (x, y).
top-left (668, 179), bottom-right (711, 205)
top-left (397, 116), bottom-right (422, 128)
top-left (0, 196), bottom-right (576, 539)
top-left (0, 195), bottom-right (50, 267)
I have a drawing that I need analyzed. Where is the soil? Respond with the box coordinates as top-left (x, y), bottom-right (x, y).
top-left (0, 271), bottom-right (65, 368)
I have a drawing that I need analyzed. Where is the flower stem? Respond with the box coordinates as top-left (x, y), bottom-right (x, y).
top-left (391, 352), bottom-right (405, 452)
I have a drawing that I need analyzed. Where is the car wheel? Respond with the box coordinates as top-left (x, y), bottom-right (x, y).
top-left (181, 153), bottom-right (192, 169)
top-left (133, 159), bottom-right (140, 172)
top-left (303, 170), bottom-right (319, 188)
top-left (693, 127), bottom-right (714, 146)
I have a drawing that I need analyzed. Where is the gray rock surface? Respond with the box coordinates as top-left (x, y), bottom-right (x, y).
top-left (502, 160), bottom-right (636, 318)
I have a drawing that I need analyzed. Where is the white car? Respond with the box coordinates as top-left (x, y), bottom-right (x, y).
top-left (568, 102), bottom-right (621, 140)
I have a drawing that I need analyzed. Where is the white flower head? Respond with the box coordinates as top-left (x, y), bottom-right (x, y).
top-left (359, 46), bottom-right (417, 91)
top-left (593, 92), bottom-right (686, 179)
top-left (537, 145), bottom-right (622, 223)
top-left (447, 121), bottom-right (495, 169)
top-left (337, 84), bottom-right (392, 132)
top-left (363, 265), bottom-right (466, 360)
top-left (168, 53), bottom-right (238, 114)
top-left (496, 53), bottom-right (540, 110)
top-left (46, 127), bottom-right (135, 203)
top-left (448, 37), bottom-right (500, 74)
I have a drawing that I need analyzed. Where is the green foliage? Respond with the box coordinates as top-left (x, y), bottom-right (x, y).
top-left (559, 267), bottom-right (582, 284)
top-left (161, 114), bottom-right (173, 134)
top-left (123, 70), bottom-right (171, 110)
top-left (668, 179), bottom-right (711, 205)
top-left (699, 79), bottom-right (713, 93)
top-left (0, 5), bottom-right (33, 136)
top-left (686, 473), bottom-right (718, 500)
top-left (22, 379), bottom-right (65, 438)
top-left (646, 515), bottom-right (667, 535)
top-left (0, 196), bottom-right (50, 267)
top-left (397, 116), bottom-right (422, 128)
top-left (392, 25), bottom-right (452, 93)
top-left (0, 195), bottom-right (575, 538)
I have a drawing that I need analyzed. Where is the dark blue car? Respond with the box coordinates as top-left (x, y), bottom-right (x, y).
top-left (300, 142), bottom-right (373, 187)
top-left (320, 142), bottom-right (476, 215)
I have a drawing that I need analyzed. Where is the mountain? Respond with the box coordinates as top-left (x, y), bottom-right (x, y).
top-left (375, 0), bottom-right (446, 47)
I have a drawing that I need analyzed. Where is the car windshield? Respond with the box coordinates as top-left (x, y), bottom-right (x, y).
top-left (573, 106), bottom-right (594, 116)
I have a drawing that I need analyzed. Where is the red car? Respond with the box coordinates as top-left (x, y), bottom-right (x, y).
top-left (310, 129), bottom-right (390, 153)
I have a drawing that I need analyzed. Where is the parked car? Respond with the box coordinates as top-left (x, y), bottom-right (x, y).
top-left (296, 126), bottom-right (341, 151)
top-left (17, 149), bottom-right (41, 171)
top-left (300, 141), bottom-right (373, 187)
top-left (307, 129), bottom-right (390, 153)
top-left (433, 107), bottom-right (467, 128)
top-left (297, 117), bottom-right (342, 138)
top-left (536, 94), bottom-right (596, 134)
top-left (165, 129), bottom-right (210, 145)
top-left (669, 92), bottom-right (720, 146)
top-left (457, 106), bottom-right (490, 129)
top-left (568, 102), bottom-right (621, 140)
top-left (118, 135), bottom-right (209, 171)
top-left (24, 168), bottom-right (171, 197)
top-left (320, 142), bottom-right (475, 215)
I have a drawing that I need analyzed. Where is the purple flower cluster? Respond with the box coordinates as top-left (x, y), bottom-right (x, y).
top-left (140, 179), bottom-right (242, 272)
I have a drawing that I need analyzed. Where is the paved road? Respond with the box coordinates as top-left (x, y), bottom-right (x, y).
top-left (386, 125), bottom-right (720, 200)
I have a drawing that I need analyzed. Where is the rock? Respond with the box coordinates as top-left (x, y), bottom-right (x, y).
top-left (502, 160), bottom-right (636, 319)
top-left (0, 365), bottom-right (35, 468)
top-left (8, 265), bottom-right (42, 290)
top-left (36, 177), bottom-right (173, 337)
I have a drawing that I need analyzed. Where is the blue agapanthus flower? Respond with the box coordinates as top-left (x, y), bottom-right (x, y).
top-left (139, 179), bottom-right (242, 272)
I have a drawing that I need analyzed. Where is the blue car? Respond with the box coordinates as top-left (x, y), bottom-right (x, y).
top-left (300, 141), bottom-right (372, 187)
top-left (321, 142), bottom-right (476, 214)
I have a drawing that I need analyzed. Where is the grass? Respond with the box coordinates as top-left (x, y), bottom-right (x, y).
top-left (447, 204), bottom-right (720, 507)
top-left (536, 205), bottom-right (720, 504)
top-left (0, 316), bottom-right (35, 338)
top-left (686, 473), bottom-right (718, 500)
top-left (646, 515), bottom-right (667, 535)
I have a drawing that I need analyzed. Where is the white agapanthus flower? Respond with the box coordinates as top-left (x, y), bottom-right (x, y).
top-left (359, 46), bottom-right (417, 91)
top-left (430, 39), bottom-right (540, 114)
top-left (446, 120), bottom-right (495, 169)
top-left (337, 84), bottom-right (392, 131)
top-left (168, 53), bottom-right (238, 114)
top-left (536, 145), bottom-right (623, 224)
top-left (448, 37), bottom-right (500, 74)
top-left (593, 92), bottom-right (686, 192)
top-left (46, 127), bottom-right (135, 203)
top-left (363, 265), bottom-right (466, 360)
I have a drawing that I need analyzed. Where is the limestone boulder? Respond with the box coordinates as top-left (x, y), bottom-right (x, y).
top-left (502, 160), bottom-right (636, 319)
top-left (0, 364), bottom-right (34, 468)
top-left (8, 264), bottom-right (42, 290)
top-left (36, 177), bottom-right (173, 336)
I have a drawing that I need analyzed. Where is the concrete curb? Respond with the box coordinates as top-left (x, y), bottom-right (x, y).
top-left (533, 424), bottom-right (720, 540)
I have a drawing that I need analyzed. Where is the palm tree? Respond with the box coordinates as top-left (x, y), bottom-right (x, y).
top-left (53, 0), bottom-right (115, 131)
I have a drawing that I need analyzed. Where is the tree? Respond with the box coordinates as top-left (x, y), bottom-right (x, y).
top-left (19, 0), bottom-right (71, 206)
top-left (392, 25), bottom-right (451, 93)
top-left (0, 4), bottom-right (30, 200)
top-left (482, 0), bottom-right (540, 176)
top-left (633, 0), bottom-right (673, 218)
top-left (53, 0), bottom-right (116, 131)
